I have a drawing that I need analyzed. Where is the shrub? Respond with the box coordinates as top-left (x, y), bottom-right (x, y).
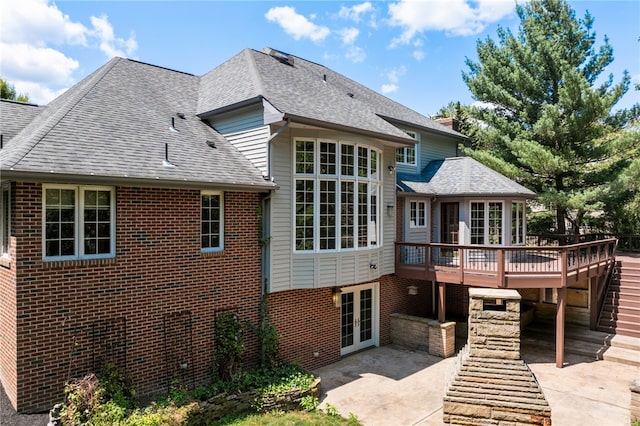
top-left (215, 311), bottom-right (244, 381)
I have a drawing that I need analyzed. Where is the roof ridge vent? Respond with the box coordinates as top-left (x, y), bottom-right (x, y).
top-left (263, 47), bottom-right (295, 66)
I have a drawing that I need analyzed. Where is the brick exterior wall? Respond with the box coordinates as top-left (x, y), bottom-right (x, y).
top-left (0, 236), bottom-right (17, 408)
top-left (1, 182), bottom-right (264, 412)
top-left (1, 181), bottom-right (441, 412)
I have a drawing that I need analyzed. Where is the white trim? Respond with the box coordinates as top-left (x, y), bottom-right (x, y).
top-left (42, 184), bottom-right (116, 261)
top-left (292, 138), bottom-right (382, 253)
top-left (200, 190), bottom-right (225, 253)
top-left (339, 281), bottom-right (380, 356)
top-left (0, 183), bottom-right (11, 258)
top-left (408, 199), bottom-right (428, 228)
top-left (469, 200), bottom-right (505, 245)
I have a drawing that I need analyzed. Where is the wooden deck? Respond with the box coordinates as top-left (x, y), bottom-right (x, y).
top-left (395, 239), bottom-right (618, 289)
top-left (395, 238), bottom-right (619, 368)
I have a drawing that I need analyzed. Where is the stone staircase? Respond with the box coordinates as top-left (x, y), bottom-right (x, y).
top-left (597, 253), bottom-right (640, 339)
top-left (523, 322), bottom-right (640, 368)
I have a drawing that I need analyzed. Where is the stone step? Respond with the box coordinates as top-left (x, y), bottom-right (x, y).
top-left (600, 345), bottom-right (640, 367)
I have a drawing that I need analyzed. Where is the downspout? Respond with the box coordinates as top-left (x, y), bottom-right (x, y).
top-left (257, 118), bottom-right (288, 365)
top-left (266, 118), bottom-right (290, 181)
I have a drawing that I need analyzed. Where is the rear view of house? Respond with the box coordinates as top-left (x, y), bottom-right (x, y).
top-left (1, 47), bottom-right (618, 413)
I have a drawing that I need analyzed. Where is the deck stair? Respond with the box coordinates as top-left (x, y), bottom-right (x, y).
top-left (523, 321), bottom-right (640, 368)
top-left (597, 253), bottom-right (640, 339)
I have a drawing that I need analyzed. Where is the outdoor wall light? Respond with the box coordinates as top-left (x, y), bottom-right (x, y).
top-left (386, 203), bottom-right (395, 216)
top-left (388, 165), bottom-right (396, 174)
top-left (407, 285), bottom-right (418, 296)
top-left (332, 287), bottom-right (342, 308)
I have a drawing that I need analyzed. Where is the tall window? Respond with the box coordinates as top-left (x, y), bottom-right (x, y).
top-left (43, 185), bottom-right (115, 260)
top-left (470, 201), bottom-right (503, 245)
top-left (512, 201), bottom-right (525, 244)
top-left (201, 192), bottom-right (224, 251)
top-left (395, 131), bottom-right (418, 165)
top-left (294, 139), bottom-right (381, 252)
top-left (1, 184), bottom-right (10, 257)
top-left (409, 200), bottom-right (427, 228)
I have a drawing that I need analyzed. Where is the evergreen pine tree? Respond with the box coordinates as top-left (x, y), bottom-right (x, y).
top-left (462, 0), bottom-right (632, 234)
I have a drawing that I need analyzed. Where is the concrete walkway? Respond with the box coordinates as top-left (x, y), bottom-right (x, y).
top-left (314, 341), bottom-right (639, 426)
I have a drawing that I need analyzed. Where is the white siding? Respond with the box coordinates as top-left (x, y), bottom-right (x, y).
top-left (268, 128), bottom-right (293, 292)
top-left (267, 128), bottom-right (396, 293)
top-left (210, 106), bottom-right (269, 174)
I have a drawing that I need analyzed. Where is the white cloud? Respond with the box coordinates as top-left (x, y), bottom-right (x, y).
top-left (1, 0), bottom-right (138, 105)
top-left (0, 43), bottom-right (79, 86)
top-left (338, 27), bottom-right (360, 45)
top-left (380, 65), bottom-right (407, 94)
top-left (413, 50), bottom-right (425, 61)
top-left (387, 0), bottom-right (517, 46)
top-left (381, 83), bottom-right (398, 94)
top-left (265, 6), bottom-right (330, 42)
top-left (386, 65), bottom-right (407, 84)
top-left (90, 15), bottom-right (138, 58)
top-left (338, 2), bottom-right (373, 23)
top-left (0, 0), bottom-right (88, 46)
top-left (346, 46), bottom-right (366, 63)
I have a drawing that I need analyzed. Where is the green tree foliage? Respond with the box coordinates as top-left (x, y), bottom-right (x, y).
top-left (462, 0), bottom-right (634, 234)
top-left (0, 78), bottom-right (29, 102)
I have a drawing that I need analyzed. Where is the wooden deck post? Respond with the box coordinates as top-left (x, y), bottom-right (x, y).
top-left (556, 286), bottom-right (567, 368)
top-left (438, 282), bottom-right (446, 323)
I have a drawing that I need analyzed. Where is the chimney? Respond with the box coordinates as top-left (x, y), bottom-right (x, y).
top-left (435, 117), bottom-right (460, 132)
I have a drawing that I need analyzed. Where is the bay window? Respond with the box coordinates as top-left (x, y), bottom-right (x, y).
top-left (470, 201), bottom-right (503, 245)
top-left (294, 139), bottom-right (381, 252)
top-left (43, 185), bottom-right (115, 260)
top-left (512, 201), bottom-right (525, 244)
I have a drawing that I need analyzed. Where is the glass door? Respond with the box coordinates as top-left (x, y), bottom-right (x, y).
top-left (340, 284), bottom-right (378, 355)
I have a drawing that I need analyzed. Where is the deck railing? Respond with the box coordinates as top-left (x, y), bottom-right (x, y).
top-left (395, 238), bottom-right (618, 289)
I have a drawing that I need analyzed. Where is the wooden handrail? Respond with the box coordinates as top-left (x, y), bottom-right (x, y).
top-left (395, 238), bottom-right (618, 289)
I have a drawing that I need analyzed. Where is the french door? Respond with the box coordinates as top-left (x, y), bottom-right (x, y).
top-left (340, 283), bottom-right (379, 356)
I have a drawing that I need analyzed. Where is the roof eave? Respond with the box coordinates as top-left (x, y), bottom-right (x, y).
top-left (379, 115), bottom-right (467, 140)
top-left (281, 113), bottom-right (417, 146)
top-left (197, 96), bottom-right (264, 119)
top-left (0, 170), bottom-right (279, 192)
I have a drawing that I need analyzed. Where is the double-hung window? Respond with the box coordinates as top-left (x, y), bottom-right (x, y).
top-left (43, 185), bottom-right (115, 260)
top-left (409, 200), bottom-right (427, 228)
top-left (294, 139), bottom-right (381, 252)
top-left (395, 131), bottom-right (418, 166)
top-left (512, 201), bottom-right (525, 244)
top-left (470, 201), bottom-right (503, 245)
top-left (201, 192), bottom-right (224, 252)
top-left (1, 184), bottom-right (11, 257)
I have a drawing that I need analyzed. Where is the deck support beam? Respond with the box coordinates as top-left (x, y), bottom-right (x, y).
top-left (438, 282), bottom-right (446, 323)
top-left (556, 286), bottom-right (566, 368)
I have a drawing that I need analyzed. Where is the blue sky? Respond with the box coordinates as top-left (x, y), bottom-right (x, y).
top-left (2, 0), bottom-right (638, 117)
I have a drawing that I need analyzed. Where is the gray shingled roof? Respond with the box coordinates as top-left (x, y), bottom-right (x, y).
top-left (198, 48), bottom-right (464, 141)
top-left (398, 157), bottom-right (536, 198)
top-left (0, 100), bottom-right (46, 142)
top-left (0, 58), bottom-right (276, 190)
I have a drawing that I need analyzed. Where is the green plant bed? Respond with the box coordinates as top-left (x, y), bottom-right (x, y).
top-left (217, 410), bottom-right (361, 425)
top-left (58, 363), bottom-right (320, 426)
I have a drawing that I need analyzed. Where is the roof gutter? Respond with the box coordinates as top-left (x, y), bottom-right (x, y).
top-left (379, 115), bottom-right (467, 141)
top-left (0, 170), bottom-right (279, 192)
top-left (197, 96), bottom-right (264, 119)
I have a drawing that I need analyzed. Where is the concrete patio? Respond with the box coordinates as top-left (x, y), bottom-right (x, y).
top-left (314, 341), bottom-right (639, 425)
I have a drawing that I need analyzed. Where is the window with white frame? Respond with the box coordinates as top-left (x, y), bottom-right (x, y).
top-left (470, 201), bottom-right (503, 245)
top-left (201, 192), bottom-right (224, 251)
top-left (512, 201), bottom-right (525, 244)
top-left (409, 200), bottom-right (427, 228)
top-left (395, 131), bottom-right (418, 165)
top-left (1, 184), bottom-right (10, 257)
top-left (43, 185), bottom-right (115, 260)
top-left (294, 139), bottom-right (381, 252)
